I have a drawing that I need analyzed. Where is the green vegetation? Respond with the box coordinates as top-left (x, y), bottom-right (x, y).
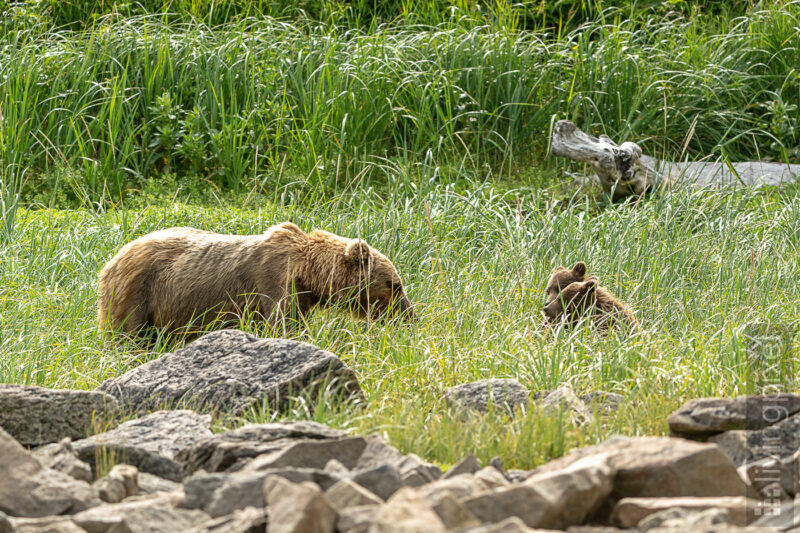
top-left (0, 0), bottom-right (798, 468)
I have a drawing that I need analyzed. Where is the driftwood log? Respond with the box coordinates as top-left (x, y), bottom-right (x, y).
top-left (550, 120), bottom-right (800, 199)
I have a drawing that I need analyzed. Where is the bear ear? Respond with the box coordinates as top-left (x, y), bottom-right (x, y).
top-left (346, 239), bottom-right (372, 266)
top-left (583, 277), bottom-right (599, 292)
top-left (571, 262), bottom-right (587, 277)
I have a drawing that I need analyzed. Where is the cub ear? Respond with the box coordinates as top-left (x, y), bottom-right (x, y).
top-left (583, 277), bottom-right (599, 292)
top-left (346, 239), bottom-right (372, 266)
top-left (571, 261), bottom-right (587, 278)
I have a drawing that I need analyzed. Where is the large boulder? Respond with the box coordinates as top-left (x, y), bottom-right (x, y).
top-left (668, 395), bottom-right (800, 439)
top-left (0, 385), bottom-right (117, 447)
top-left (708, 413), bottom-right (800, 466)
top-left (97, 329), bottom-right (362, 415)
top-left (72, 410), bottom-right (213, 481)
top-left (0, 426), bottom-right (100, 518)
top-left (532, 437), bottom-right (745, 501)
top-left (610, 496), bottom-right (756, 528)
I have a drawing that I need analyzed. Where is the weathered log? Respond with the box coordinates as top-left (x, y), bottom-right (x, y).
top-left (550, 120), bottom-right (800, 198)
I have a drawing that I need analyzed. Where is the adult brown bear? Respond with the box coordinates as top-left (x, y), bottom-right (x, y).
top-left (97, 222), bottom-right (414, 334)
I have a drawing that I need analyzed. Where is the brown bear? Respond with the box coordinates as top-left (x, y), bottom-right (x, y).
top-left (543, 262), bottom-right (637, 330)
top-left (97, 222), bottom-right (414, 335)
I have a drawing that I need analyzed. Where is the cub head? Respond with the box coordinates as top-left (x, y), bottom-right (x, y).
top-left (543, 275), bottom-right (598, 325)
top-left (345, 239), bottom-right (415, 321)
top-left (544, 262), bottom-right (587, 308)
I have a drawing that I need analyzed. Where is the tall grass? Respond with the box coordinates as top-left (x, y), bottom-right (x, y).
top-left (1, 181), bottom-right (798, 467)
top-left (1, 2), bottom-right (798, 206)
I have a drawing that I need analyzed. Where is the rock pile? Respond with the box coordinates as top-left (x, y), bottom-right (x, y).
top-left (0, 331), bottom-right (796, 532)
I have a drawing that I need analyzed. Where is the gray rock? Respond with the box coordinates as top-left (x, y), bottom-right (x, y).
top-left (366, 487), bottom-right (447, 533)
top-left (443, 454), bottom-right (481, 479)
top-left (739, 453), bottom-right (799, 498)
top-left (0, 385), bottom-right (117, 447)
top-left (337, 505), bottom-right (378, 533)
top-left (580, 391), bottom-right (625, 414)
top-left (0, 426), bottom-right (100, 518)
top-left (264, 476), bottom-right (336, 533)
top-left (709, 412), bottom-right (800, 466)
top-left (8, 516), bottom-right (85, 533)
top-left (461, 517), bottom-right (547, 532)
top-left (0, 512), bottom-right (11, 533)
top-left (94, 464), bottom-right (138, 503)
top-left (324, 479), bottom-right (383, 510)
top-left (610, 497), bottom-right (756, 528)
top-left (98, 505), bottom-right (210, 533)
top-left (72, 492), bottom-right (184, 533)
top-left (353, 435), bottom-right (405, 471)
top-left (97, 329), bottom-right (362, 416)
top-left (750, 499), bottom-right (800, 529)
top-left (73, 410), bottom-right (213, 481)
top-left (241, 437), bottom-right (367, 473)
top-left (195, 507), bottom-right (267, 533)
top-left (137, 473), bottom-right (181, 495)
top-left (416, 475), bottom-right (492, 506)
top-left (461, 454), bottom-right (612, 529)
top-left (540, 385), bottom-right (593, 426)
top-left (33, 438), bottom-right (93, 483)
top-left (638, 507), bottom-right (734, 532)
top-left (349, 464), bottom-right (403, 501)
top-left (394, 453), bottom-right (442, 484)
top-left (668, 394), bottom-right (800, 439)
top-left (444, 379), bottom-right (530, 413)
top-left (175, 421), bottom-right (348, 476)
top-left (431, 494), bottom-right (481, 529)
top-left (474, 466), bottom-right (510, 490)
top-left (532, 436), bottom-right (745, 500)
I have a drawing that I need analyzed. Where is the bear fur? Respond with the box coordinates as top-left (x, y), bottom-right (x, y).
top-left (543, 262), bottom-right (637, 330)
top-left (97, 222), bottom-right (414, 334)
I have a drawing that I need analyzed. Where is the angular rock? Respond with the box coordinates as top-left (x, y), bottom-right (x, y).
top-left (242, 437), bottom-right (367, 473)
top-left (432, 493), bottom-right (481, 529)
top-left (0, 512), bottom-right (10, 533)
top-left (264, 476), bottom-right (336, 533)
top-left (416, 475), bottom-right (492, 506)
top-left (461, 517), bottom-right (554, 532)
top-left (443, 454), bottom-right (481, 479)
top-left (73, 410), bottom-right (212, 481)
top-left (580, 392), bottom-right (625, 414)
top-left (610, 496), bottom-right (756, 528)
top-left (540, 385), bottom-right (593, 426)
top-left (8, 516), bottom-right (85, 533)
top-left (0, 384), bottom-right (117, 447)
top-left (97, 329), bottom-right (362, 415)
top-left (94, 464), bottom-right (138, 503)
top-left (739, 453), bottom-right (799, 498)
top-left (750, 499), bottom-right (800, 529)
top-left (394, 454), bottom-right (442, 487)
top-left (709, 412), bottom-right (800, 466)
top-left (444, 379), bottom-right (530, 413)
top-left (532, 437), bottom-right (745, 500)
top-left (72, 492), bottom-right (184, 533)
top-left (474, 466), bottom-right (510, 490)
top-left (176, 421), bottom-right (348, 476)
top-left (349, 464), bottom-right (403, 501)
top-left (137, 473), bottom-right (181, 495)
top-left (637, 507), bottom-right (737, 532)
top-left (324, 479), bottom-right (383, 510)
top-left (0, 426), bottom-right (100, 518)
top-left (367, 487), bottom-right (447, 533)
top-left (668, 394), bottom-right (800, 439)
top-left (462, 454), bottom-right (612, 529)
top-left (97, 505), bottom-right (209, 533)
top-left (353, 434), bottom-right (405, 471)
top-left (33, 438), bottom-right (93, 483)
top-left (195, 506), bottom-right (268, 533)
top-left (336, 505), bottom-right (377, 533)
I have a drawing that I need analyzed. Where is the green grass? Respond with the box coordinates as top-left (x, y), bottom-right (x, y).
top-left (1, 182), bottom-right (797, 469)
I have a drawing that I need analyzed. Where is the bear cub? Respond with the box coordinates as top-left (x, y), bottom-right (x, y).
top-left (543, 261), bottom-right (637, 330)
top-left (97, 222), bottom-right (414, 335)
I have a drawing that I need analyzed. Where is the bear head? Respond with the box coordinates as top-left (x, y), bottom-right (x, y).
top-left (343, 238), bottom-right (415, 321)
top-left (543, 276), bottom-right (599, 325)
top-left (544, 261), bottom-right (587, 308)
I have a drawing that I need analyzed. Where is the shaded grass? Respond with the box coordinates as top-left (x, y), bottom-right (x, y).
top-left (1, 181), bottom-right (797, 468)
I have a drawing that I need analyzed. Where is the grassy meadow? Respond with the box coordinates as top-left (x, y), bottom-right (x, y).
top-left (1, 0), bottom-right (799, 469)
